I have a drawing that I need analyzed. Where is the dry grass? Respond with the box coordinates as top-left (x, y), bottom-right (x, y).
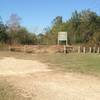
top-left (0, 78), bottom-right (30, 100)
top-left (0, 51), bottom-right (100, 100)
top-left (0, 51), bottom-right (100, 76)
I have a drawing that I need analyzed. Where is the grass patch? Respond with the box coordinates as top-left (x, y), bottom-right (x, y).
top-left (31, 53), bottom-right (100, 76)
top-left (0, 51), bottom-right (100, 76)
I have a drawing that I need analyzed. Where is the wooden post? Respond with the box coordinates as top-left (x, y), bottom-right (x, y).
top-left (78, 46), bottom-right (81, 53)
top-left (83, 47), bottom-right (86, 53)
top-left (89, 47), bottom-right (92, 53)
top-left (97, 47), bottom-right (100, 53)
top-left (64, 45), bottom-right (66, 54)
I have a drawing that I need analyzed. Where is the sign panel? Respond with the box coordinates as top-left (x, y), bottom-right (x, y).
top-left (58, 32), bottom-right (67, 41)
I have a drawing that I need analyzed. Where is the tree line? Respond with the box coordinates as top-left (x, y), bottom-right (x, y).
top-left (38, 9), bottom-right (100, 46)
top-left (0, 9), bottom-right (100, 46)
top-left (0, 14), bottom-right (37, 45)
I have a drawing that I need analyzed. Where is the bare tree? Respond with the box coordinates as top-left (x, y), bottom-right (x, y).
top-left (7, 14), bottom-right (21, 32)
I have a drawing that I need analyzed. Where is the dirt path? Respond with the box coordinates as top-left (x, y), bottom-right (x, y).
top-left (0, 57), bottom-right (100, 100)
top-left (0, 57), bottom-right (51, 75)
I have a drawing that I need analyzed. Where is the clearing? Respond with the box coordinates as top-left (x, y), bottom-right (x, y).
top-left (0, 51), bottom-right (100, 100)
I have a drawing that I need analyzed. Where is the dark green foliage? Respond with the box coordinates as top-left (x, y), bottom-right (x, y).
top-left (16, 27), bottom-right (37, 45)
top-left (41, 9), bottom-right (100, 45)
top-left (0, 15), bottom-right (37, 45)
top-left (0, 10), bottom-right (100, 46)
top-left (0, 19), bottom-right (8, 43)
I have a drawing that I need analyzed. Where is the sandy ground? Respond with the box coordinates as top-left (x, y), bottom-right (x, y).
top-left (0, 57), bottom-right (100, 100)
top-left (0, 57), bottom-right (51, 75)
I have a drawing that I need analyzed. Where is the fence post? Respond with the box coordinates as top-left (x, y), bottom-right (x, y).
top-left (83, 47), bottom-right (86, 53)
top-left (78, 46), bottom-right (81, 53)
top-left (97, 47), bottom-right (100, 53)
top-left (64, 45), bottom-right (66, 54)
top-left (89, 47), bottom-right (92, 53)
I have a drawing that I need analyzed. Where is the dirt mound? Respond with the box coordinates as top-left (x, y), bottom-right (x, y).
top-left (10, 45), bottom-right (64, 53)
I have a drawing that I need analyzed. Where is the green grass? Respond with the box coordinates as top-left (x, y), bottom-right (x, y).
top-left (33, 53), bottom-right (100, 76)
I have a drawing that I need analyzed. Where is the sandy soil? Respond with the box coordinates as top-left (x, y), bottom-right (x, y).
top-left (0, 57), bottom-right (100, 100)
top-left (0, 57), bottom-right (51, 75)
